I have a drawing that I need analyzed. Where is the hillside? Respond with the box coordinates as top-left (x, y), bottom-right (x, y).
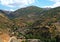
top-left (0, 10), bottom-right (13, 33)
top-left (42, 7), bottom-right (60, 22)
top-left (0, 6), bottom-right (60, 42)
top-left (9, 6), bottom-right (47, 26)
top-left (9, 6), bottom-right (44, 19)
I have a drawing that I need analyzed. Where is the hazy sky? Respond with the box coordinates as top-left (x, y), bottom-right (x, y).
top-left (0, 0), bottom-right (60, 11)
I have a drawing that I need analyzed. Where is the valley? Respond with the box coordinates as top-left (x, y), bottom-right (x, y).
top-left (0, 6), bottom-right (60, 42)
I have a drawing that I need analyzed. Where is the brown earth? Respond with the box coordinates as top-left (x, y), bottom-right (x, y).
top-left (0, 33), bottom-right (10, 42)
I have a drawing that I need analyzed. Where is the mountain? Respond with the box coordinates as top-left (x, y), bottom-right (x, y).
top-left (8, 6), bottom-right (48, 26)
top-left (9, 6), bottom-right (60, 21)
top-left (0, 6), bottom-right (60, 42)
top-left (41, 7), bottom-right (60, 22)
top-left (19, 7), bottom-right (60, 40)
top-left (0, 10), bottom-right (13, 33)
top-left (9, 6), bottom-right (44, 18)
top-left (9, 6), bottom-right (60, 27)
top-left (0, 10), bottom-right (12, 18)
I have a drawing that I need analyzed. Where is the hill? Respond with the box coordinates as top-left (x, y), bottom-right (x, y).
top-left (42, 7), bottom-right (60, 22)
top-left (0, 6), bottom-right (60, 42)
top-left (9, 6), bottom-right (44, 18)
top-left (0, 10), bottom-right (13, 33)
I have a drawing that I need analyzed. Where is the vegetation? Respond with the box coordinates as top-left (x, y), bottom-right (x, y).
top-left (0, 6), bottom-right (60, 42)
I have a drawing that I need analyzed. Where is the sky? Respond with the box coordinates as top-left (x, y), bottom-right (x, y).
top-left (0, 0), bottom-right (60, 11)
